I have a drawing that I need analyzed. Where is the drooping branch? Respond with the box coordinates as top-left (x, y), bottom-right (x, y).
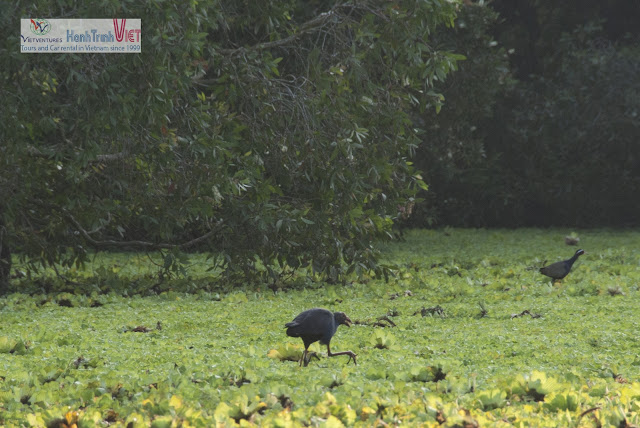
top-left (216, 9), bottom-right (338, 56)
top-left (85, 212), bottom-right (111, 235)
top-left (25, 144), bottom-right (128, 163)
top-left (62, 209), bottom-right (223, 250)
top-left (95, 152), bottom-right (127, 162)
top-left (215, 2), bottom-right (388, 57)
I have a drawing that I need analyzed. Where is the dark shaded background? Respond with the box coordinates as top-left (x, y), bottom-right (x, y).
top-left (411, 0), bottom-right (640, 227)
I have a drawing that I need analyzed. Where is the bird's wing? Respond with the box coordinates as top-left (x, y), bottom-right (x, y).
top-left (541, 260), bottom-right (567, 277)
top-left (285, 309), bottom-right (332, 336)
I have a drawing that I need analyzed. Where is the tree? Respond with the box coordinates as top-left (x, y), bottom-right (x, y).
top-left (0, 0), bottom-right (462, 291)
top-left (0, 211), bottom-right (10, 291)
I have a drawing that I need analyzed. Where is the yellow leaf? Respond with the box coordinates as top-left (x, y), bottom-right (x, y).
top-left (324, 415), bottom-right (345, 428)
top-left (65, 411), bottom-right (79, 425)
top-left (324, 392), bottom-right (337, 405)
top-left (27, 414), bottom-right (39, 426)
top-left (267, 349), bottom-right (282, 359)
top-left (214, 402), bottom-right (232, 418)
top-left (360, 406), bottom-right (376, 420)
top-left (169, 395), bottom-right (183, 409)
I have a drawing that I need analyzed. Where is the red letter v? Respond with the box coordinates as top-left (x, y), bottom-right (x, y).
top-left (113, 19), bottom-right (127, 42)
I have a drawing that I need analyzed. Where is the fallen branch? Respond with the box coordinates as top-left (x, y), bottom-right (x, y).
top-left (575, 406), bottom-right (600, 427)
top-left (510, 310), bottom-right (541, 319)
top-left (354, 314), bottom-right (397, 328)
top-left (389, 290), bottom-right (413, 300)
top-left (374, 315), bottom-right (396, 327)
top-left (414, 305), bottom-right (446, 318)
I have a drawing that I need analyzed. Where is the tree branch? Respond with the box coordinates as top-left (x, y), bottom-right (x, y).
top-left (216, 6), bottom-right (343, 55)
top-left (62, 209), bottom-right (222, 250)
top-left (214, 3), bottom-right (391, 57)
top-left (25, 144), bottom-right (128, 163)
top-left (95, 152), bottom-right (127, 162)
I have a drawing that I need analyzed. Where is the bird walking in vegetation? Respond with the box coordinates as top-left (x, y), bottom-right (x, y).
top-left (285, 308), bottom-right (357, 367)
top-left (539, 249), bottom-right (585, 282)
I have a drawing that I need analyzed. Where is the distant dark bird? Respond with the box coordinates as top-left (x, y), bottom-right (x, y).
top-left (285, 308), bottom-right (357, 367)
top-left (539, 249), bottom-right (585, 281)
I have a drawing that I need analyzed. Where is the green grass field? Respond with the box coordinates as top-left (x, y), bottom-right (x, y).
top-left (1, 228), bottom-right (640, 427)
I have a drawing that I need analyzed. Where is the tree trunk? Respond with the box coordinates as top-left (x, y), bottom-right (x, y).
top-left (0, 213), bottom-right (10, 294)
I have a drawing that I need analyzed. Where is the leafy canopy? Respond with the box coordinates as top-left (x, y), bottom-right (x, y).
top-left (0, 0), bottom-right (461, 286)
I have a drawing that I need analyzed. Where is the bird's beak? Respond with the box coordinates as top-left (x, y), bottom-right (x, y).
top-left (344, 316), bottom-right (352, 327)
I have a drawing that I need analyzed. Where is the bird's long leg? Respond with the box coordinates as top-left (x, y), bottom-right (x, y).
top-left (299, 349), bottom-right (307, 367)
top-left (327, 345), bottom-right (357, 365)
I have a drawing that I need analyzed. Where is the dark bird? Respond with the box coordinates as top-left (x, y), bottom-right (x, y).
top-left (285, 308), bottom-right (357, 367)
top-left (539, 249), bottom-right (585, 281)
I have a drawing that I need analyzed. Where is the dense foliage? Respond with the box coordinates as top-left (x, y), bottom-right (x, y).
top-left (2, 0), bottom-right (638, 295)
top-left (411, 0), bottom-right (640, 227)
top-left (0, 0), bottom-right (464, 290)
top-left (2, 229), bottom-right (640, 426)
top-left (409, 5), bottom-right (512, 226)
top-left (486, 33), bottom-right (640, 227)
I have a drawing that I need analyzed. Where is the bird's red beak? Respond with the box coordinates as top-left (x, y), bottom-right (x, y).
top-left (344, 316), bottom-right (352, 327)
